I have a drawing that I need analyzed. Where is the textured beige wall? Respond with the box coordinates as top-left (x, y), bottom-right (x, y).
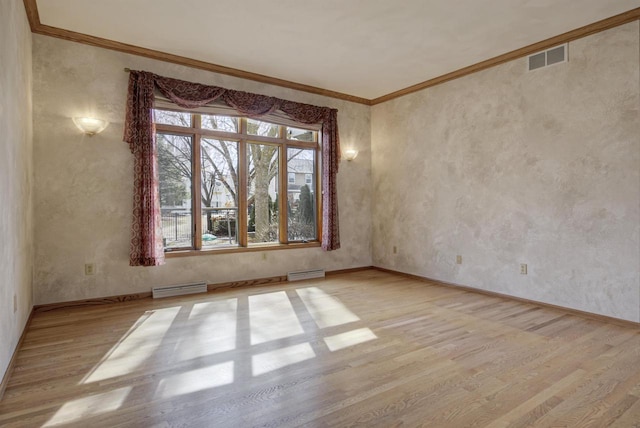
top-left (30, 19), bottom-right (639, 323)
top-left (0, 0), bottom-right (33, 380)
top-left (371, 21), bottom-right (640, 321)
top-left (372, 22), bottom-right (640, 322)
top-left (32, 36), bottom-right (372, 305)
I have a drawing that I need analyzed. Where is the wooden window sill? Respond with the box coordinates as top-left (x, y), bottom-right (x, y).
top-left (165, 242), bottom-right (321, 258)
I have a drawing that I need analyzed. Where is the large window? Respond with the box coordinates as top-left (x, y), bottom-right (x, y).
top-left (155, 109), bottom-right (320, 253)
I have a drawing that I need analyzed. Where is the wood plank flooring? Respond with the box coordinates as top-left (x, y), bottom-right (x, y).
top-left (1, 270), bottom-right (638, 427)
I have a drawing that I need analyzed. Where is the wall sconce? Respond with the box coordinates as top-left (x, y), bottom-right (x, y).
top-left (72, 117), bottom-right (108, 136)
top-left (343, 148), bottom-right (359, 161)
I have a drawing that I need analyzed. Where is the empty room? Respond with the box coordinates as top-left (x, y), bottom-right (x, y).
top-left (1, 0), bottom-right (639, 426)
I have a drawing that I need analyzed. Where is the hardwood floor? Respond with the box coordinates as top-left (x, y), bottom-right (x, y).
top-left (1, 270), bottom-right (638, 427)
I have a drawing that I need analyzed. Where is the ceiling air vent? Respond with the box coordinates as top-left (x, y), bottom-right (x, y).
top-left (527, 44), bottom-right (568, 71)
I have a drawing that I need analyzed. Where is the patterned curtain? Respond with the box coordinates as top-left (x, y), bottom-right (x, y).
top-left (124, 71), bottom-right (341, 265)
top-left (123, 71), bottom-right (164, 266)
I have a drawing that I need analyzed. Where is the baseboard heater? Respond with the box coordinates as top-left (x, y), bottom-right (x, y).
top-left (152, 281), bottom-right (207, 299)
top-left (287, 269), bottom-right (325, 282)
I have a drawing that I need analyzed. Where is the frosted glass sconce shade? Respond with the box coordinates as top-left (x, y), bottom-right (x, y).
top-left (73, 117), bottom-right (108, 136)
top-left (343, 149), bottom-right (358, 161)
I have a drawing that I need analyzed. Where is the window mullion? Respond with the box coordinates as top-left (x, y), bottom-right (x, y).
top-left (238, 119), bottom-right (248, 247)
top-left (192, 115), bottom-right (203, 250)
top-left (279, 136), bottom-right (288, 244)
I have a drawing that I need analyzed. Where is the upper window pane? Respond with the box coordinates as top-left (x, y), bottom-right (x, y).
top-left (201, 139), bottom-right (239, 248)
top-left (247, 119), bottom-right (279, 138)
top-left (154, 109), bottom-right (192, 127)
top-left (157, 133), bottom-right (193, 249)
top-left (201, 115), bottom-right (239, 133)
top-left (286, 127), bottom-right (317, 142)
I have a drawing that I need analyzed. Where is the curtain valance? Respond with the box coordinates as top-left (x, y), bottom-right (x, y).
top-left (123, 71), bottom-right (341, 266)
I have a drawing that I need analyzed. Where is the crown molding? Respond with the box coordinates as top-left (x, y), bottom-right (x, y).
top-left (22, 0), bottom-right (371, 105)
top-left (22, 1), bottom-right (640, 106)
top-left (371, 7), bottom-right (640, 105)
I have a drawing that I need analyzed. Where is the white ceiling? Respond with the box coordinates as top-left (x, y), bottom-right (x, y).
top-left (36, 0), bottom-right (640, 100)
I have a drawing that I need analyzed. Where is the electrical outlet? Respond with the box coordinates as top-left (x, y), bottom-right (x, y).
top-left (456, 255), bottom-right (462, 264)
top-left (393, 246), bottom-right (397, 254)
top-left (520, 264), bottom-right (528, 275)
top-left (13, 294), bottom-right (17, 313)
top-left (85, 263), bottom-right (95, 275)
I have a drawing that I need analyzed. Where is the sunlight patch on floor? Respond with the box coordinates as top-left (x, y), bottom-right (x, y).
top-left (296, 287), bottom-right (360, 328)
top-left (249, 291), bottom-right (304, 345)
top-left (43, 387), bottom-right (132, 427)
top-left (82, 306), bottom-right (180, 383)
top-left (154, 361), bottom-right (235, 399)
top-left (252, 343), bottom-right (315, 376)
top-left (323, 328), bottom-right (378, 351)
top-left (177, 299), bottom-right (238, 361)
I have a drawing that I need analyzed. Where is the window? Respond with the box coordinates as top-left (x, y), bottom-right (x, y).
top-left (124, 71), bottom-right (340, 266)
top-left (155, 109), bottom-right (320, 253)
